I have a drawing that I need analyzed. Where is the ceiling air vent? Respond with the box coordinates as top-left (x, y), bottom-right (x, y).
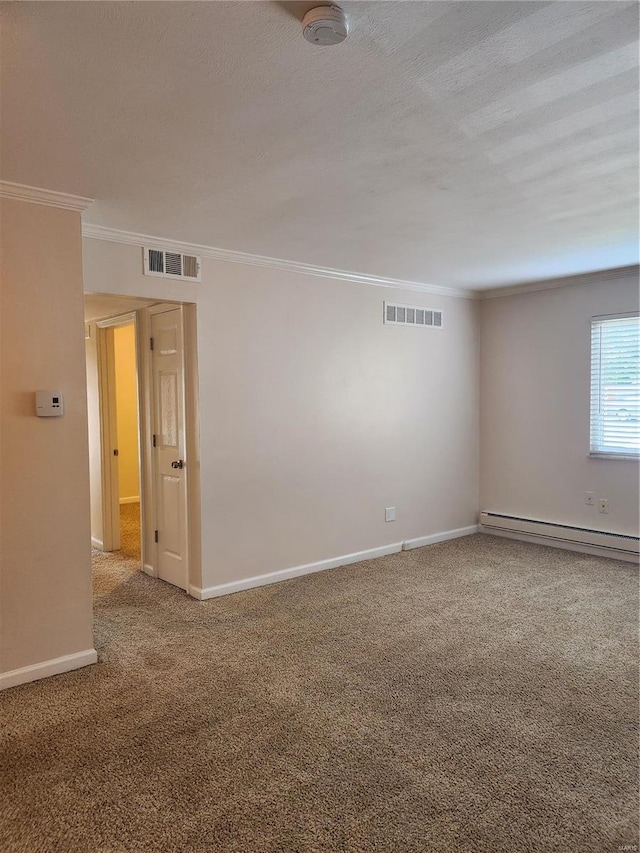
top-left (384, 302), bottom-right (443, 329)
top-left (143, 247), bottom-right (201, 282)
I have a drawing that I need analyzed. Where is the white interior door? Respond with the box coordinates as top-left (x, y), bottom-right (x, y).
top-left (151, 307), bottom-right (189, 590)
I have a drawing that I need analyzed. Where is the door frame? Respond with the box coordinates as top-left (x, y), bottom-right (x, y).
top-left (96, 312), bottom-right (139, 552)
top-left (94, 301), bottom-right (201, 593)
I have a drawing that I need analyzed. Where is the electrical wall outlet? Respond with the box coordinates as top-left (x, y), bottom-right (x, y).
top-left (598, 498), bottom-right (609, 514)
top-left (385, 507), bottom-right (396, 522)
top-left (585, 492), bottom-right (595, 506)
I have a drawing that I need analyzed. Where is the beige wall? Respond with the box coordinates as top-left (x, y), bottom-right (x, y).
top-left (3, 203), bottom-right (634, 683)
top-left (480, 270), bottom-right (640, 536)
top-left (1, 199), bottom-right (94, 674)
top-left (83, 238), bottom-right (480, 590)
top-left (85, 321), bottom-right (103, 547)
top-left (113, 324), bottom-right (139, 502)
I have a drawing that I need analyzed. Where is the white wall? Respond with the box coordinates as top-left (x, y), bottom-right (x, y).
top-left (480, 270), bottom-right (640, 536)
top-left (1, 199), bottom-right (94, 677)
top-left (83, 237), bottom-right (480, 590)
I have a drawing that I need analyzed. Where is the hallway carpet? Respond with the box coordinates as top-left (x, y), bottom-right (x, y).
top-left (1, 535), bottom-right (638, 852)
top-left (119, 501), bottom-right (141, 561)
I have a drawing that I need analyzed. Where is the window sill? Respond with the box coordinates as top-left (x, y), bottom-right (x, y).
top-left (589, 453), bottom-right (640, 461)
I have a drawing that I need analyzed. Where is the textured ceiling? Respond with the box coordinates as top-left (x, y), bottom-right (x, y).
top-left (2, 1), bottom-right (638, 289)
top-left (84, 293), bottom-right (158, 322)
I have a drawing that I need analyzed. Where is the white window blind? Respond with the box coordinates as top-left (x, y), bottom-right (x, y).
top-left (590, 313), bottom-right (640, 457)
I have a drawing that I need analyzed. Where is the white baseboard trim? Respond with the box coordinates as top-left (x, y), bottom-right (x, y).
top-left (0, 649), bottom-right (98, 691)
top-left (142, 563), bottom-right (156, 578)
top-left (91, 536), bottom-right (104, 550)
top-left (119, 496), bottom-right (140, 505)
top-left (403, 525), bottom-right (479, 550)
top-left (190, 542), bottom-right (403, 600)
top-left (190, 525), bottom-right (480, 600)
top-left (479, 527), bottom-right (639, 563)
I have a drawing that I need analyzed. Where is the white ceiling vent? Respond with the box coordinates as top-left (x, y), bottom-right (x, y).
top-left (143, 247), bottom-right (201, 282)
top-left (384, 302), bottom-right (443, 329)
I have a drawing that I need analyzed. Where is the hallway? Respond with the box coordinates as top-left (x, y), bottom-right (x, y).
top-left (92, 503), bottom-right (141, 597)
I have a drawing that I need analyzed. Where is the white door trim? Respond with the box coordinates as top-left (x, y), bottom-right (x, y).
top-left (97, 311), bottom-right (137, 330)
top-left (96, 323), bottom-right (119, 551)
top-left (136, 308), bottom-right (157, 577)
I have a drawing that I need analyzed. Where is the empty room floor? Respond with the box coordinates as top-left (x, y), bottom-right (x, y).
top-left (1, 535), bottom-right (637, 853)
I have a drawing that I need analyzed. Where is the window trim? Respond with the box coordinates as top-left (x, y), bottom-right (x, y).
top-left (588, 453), bottom-right (638, 461)
top-left (589, 311), bottom-right (640, 460)
top-left (591, 311), bottom-right (640, 322)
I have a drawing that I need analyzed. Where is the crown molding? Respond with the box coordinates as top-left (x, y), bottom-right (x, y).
top-left (4, 186), bottom-right (631, 300)
top-left (81, 223), bottom-right (476, 299)
top-left (478, 265), bottom-right (639, 299)
top-left (0, 181), bottom-right (94, 212)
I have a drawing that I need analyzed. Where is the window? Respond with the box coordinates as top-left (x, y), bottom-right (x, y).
top-left (590, 313), bottom-right (640, 457)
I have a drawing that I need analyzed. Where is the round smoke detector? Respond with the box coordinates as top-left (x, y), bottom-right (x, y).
top-left (302, 5), bottom-right (348, 46)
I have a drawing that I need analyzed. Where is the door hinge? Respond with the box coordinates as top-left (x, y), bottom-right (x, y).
top-left (150, 337), bottom-right (154, 351)
top-left (152, 434), bottom-right (157, 447)
top-left (154, 530), bottom-right (159, 543)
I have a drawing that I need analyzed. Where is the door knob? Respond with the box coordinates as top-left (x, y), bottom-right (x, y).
top-left (171, 459), bottom-right (184, 469)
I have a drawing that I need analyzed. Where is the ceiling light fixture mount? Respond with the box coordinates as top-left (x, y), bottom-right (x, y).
top-left (302, 5), bottom-right (348, 46)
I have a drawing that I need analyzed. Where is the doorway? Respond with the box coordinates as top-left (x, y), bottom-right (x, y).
top-left (84, 294), bottom-right (200, 595)
top-left (113, 324), bottom-right (141, 559)
top-left (96, 314), bottom-right (142, 560)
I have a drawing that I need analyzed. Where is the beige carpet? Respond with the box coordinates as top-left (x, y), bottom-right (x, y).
top-left (118, 501), bottom-right (141, 562)
top-left (1, 535), bottom-right (638, 852)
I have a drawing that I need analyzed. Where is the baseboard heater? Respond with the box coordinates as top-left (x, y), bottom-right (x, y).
top-left (480, 512), bottom-right (639, 556)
